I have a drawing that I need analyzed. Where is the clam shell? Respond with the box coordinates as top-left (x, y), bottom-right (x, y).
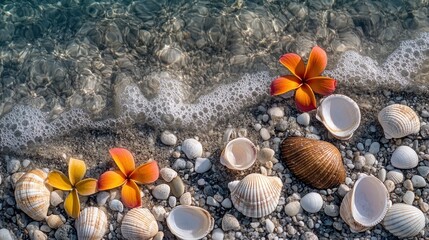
top-left (280, 137), bottom-right (346, 189)
top-left (340, 192), bottom-right (369, 233)
top-left (220, 137), bottom-right (257, 170)
top-left (14, 169), bottom-right (50, 221)
top-left (316, 94), bottom-right (361, 140)
top-left (230, 173), bottom-right (283, 218)
top-left (386, 170), bottom-right (404, 184)
top-left (166, 205), bottom-right (214, 240)
top-left (378, 104), bottom-right (420, 139)
top-left (390, 146), bottom-right (418, 169)
top-left (75, 207), bottom-right (108, 240)
top-left (121, 208), bottom-right (158, 240)
top-left (383, 203), bottom-right (425, 238)
top-left (300, 192), bottom-right (323, 213)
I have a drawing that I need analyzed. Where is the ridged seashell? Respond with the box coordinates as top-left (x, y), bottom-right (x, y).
top-left (378, 104), bottom-right (420, 139)
top-left (14, 169), bottom-right (50, 221)
top-left (383, 203), bottom-right (425, 238)
top-left (280, 137), bottom-right (346, 189)
top-left (46, 215), bottom-right (64, 229)
top-left (121, 208), bottom-right (158, 240)
top-left (166, 205), bottom-right (214, 240)
top-left (220, 138), bottom-right (257, 170)
top-left (230, 173), bottom-right (283, 218)
top-left (340, 192), bottom-right (369, 233)
top-left (181, 138), bottom-right (203, 159)
top-left (300, 192), bottom-right (323, 213)
top-left (75, 207), bottom-right (108, 240)
top-left (316, 94), bottom-right (361, 140)
top-left (390, 146), bottom-right (418, 169)
top-left (386, 170), bottom-right (404, 184)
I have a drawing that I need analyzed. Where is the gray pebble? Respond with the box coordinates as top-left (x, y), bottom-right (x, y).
top-left (168, 196), bottom-right (177, 207)
top-left (354, 156), bottom-right (365, 170)
top-left (152, 184), bottom-right (171, 200)
top-left (40, 225), bottom-right (51, 233)
top-left (422, 110), bottom-right (429, 118)
top-left (369, 142), bottom-right (380, 154)
top-left (96, 191), bottom-right (110, 206)
top-left (258, 148), bottom-right (275, 163)
top-left (297, 113), bottom-right (310, 126)
top-left (207, 196), bottom-right (220, 207)
top-left (30, 229), bottom-right (47, 240)
top-left (195, 158), bottom-right (212, 173)
top-left (109, 199), bottom-right (124, 212)
top-left (357, 143), bottom-right (364, 151)
top-left (287, 225), bottom-right (297, 235)
top-left (417, 166), bottom-right (429, 177)
top-left (7, 159), bottom-right (20, 174)
top-left (221, 198), bottom-right (232, 209)
top-left (265, 219), bottom-right (275, 233)
top-left (160, 131), bottom-right (177, 146)
top-left (222, 214), bottom-right (240, 231)
top-left (179, 192), bottom-right (192, 205)
top-left (301, 231), bottom-right (318, 240)
top-left (324, 204), bottom-right (339, 217)
top-left (337, 184), bottom-right (350, 197)
top-left (0, 229), bottom-right (13, 240)
top-left (284, 201), bottom-right (301, 216)
top-left (364, 153), bottom-right (376, 166)
top-left (411, 175), bottom-right (427, 188)
top-left (268, 107), bottom-right (284, 120)
top-left (151, 206), bottom-right (166, 222)
top-left (54, 224), bottom-right (75, 240)
top-left (254, 123), bottom-right (262, 131)
top-left (333, 222), bottom-right (342, 231)
top-left (260, 128), bottom-right (271, 140)
top-left (212, 228), bottom-right (224, 240)
top-left (22, 159), bottom-right (31, 168)
top-left (169, 176), bottom-right (185, 197)
top-left (402, 191), bottom-right (415, 204)
top-left (172, 158), bottom-right (187, 170)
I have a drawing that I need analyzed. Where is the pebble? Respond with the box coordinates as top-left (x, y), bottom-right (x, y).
top-left (0, 229), bottom-right (13, 240)
top-left (378, 169), bottom-right (386, 182)
top-left (7, 159), bottom-right (20, 174)
top-left (50, 190), bottom-right (64, 207)
top-left (195, 158), bottom-right (212, 173)
top-left (40, 225), bottom-right (51, 233)
top-left (419, 199), bottom-right (429, 212)
top-left (0, 175), bottom-right (2, 185)
top-left (324, 204), bottom-right (339, 217)
top-left (160, 168), bottom-right (178, 182)
top-left (22, 159), bottom-right (31, 168)
top-left (96, 191), bottom-right (110, 206)
top-left (268, 107), bottom-right (284, 120)
top-left (300, 193), bottom-right (323, 213)
top-left (284, 201), bottom-right (301, 216)
top-left (265, 219), bottom-right (275, 233)
top-left (254, 123), bottom-right (262, 131)
top-left (302, 231), bottom-right (318, 240)
top-left (182, 138), bottom-right (203, 159)
top-left (258, 148), bottom-right (275, 163)
top-left (212, 228), bottom-right (225, 240)
top-left (402, 191), bottom-right (415, 204)
top-left (207, 196), bottom-right (220, 207)
top-left (151, 206), bottom-right (166, 221)
top-left (333, 222), bottom-right (343, 231)
top-left (30, 229), bottom-right (47, 240)
top-left (287, 225), bottom-right (297, 235)
top-left (422, 110), bottom-right (429, 118)
top-left (411, 175), bottom-right (427, 188)
top-left (153, 232), bottom-right (164, 240)
top-left (384, 180), bottom-right (395, 192)
top-left (168, 196), bottom-right (177, 207)
top-left (179, 192), bottom-right (192, 205)
top-left (221, 198), bottom-right (232, 208)
top-left (364, 153), bottom-right (376, 166)
top-left (417, 166), bottom-right (429, 177)
top-left (169, 176), bottom-right (185, 197)
top-left (260, 128), bottom-right (271, 140)
top-left (403, 179), bottom-right (414, 190)
top-left (152, 184), bottom-right (171, 200)
top-left (297, 112), bottom-right (310, 126)
top-left (357, 143), bottom-right (364, 151)
top-left (197, 179), bottom-right (205, 185)
top-left (354, 156), bottom-right (365, 170)
top-left (160, 131), bottom-right (177, 146)
top-left (54, 224), bottom-right (74, 240)
top-left (172, 158), bottom-right (187, 170)
top-left (337, 184), bottom-right (350, 197)
top-left (369, 142), bottom-right (380, 154)
top-left (46, 215), bottom-right (64, 229)
top-left (222, 214), bottom-right (240, 231)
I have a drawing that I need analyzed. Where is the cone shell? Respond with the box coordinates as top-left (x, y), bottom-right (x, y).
top-left (14, 169), bottom-right (50, 221)
top-left (230, 173), bottom-right (283, 218)
top-left (121, 208), bottom-right (158, 240)
top-left (378, 104), bottom-right (420, 139)
top-left (75, 207), bottom-right (108, 240)
top-left (383, 203), bottom-right (425, 238)
top-left (220, 137), bottom-right (257, 170)
top-left (280, 137), bottom-right (346, 189)
top-left (390, 146), bottom-right (418, 169)
top-left (166, 205), bottom-right (214, 240)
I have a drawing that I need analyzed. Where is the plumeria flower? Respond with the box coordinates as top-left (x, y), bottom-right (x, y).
top-left (97, 148), bottom-right (159, 208)
top-left (270, 46), bottom-right (337, 112)
top-left (46, 158), bottom-right (98, 218)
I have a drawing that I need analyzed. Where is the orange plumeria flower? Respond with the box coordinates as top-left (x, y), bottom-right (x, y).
top-left (46, 158), bottom-right (98, 218)
top-left (97, 148), bottom-right (159, 208)
top-left (270, 46), bottom-right (337, 112)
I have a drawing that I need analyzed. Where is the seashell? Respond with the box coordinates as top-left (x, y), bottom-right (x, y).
top-left (220, 137), bottom-right (257, 170)
top-left (14, 169), bottom-right (50, 221)
top-left (280, 137), bottom-right (346, 189)
top-left (230, 173), bottom-right (283, 218)
top-left (166, 205), bottom-right (214, 240)
top-left (390, 146), bottom-right (418, 169)
top-left (300, 192), bottom-right (323, 213)
top-left (75, 207), bottom-right (108, 240)
top-left (46, 214), bottom-right (64, 229)
top-left (181, 138), bottom-right (203, 159)
top-left (386, 170), bottom-right (404, 184)
top-left (378, 104), bottom-right (420, 139)
top-left (121, 208), bottom-right (158, 240)
top-left (383, 203), bottom-right (425, 238)
top-left (340, 192), bottom-right (369, 232)
top-left (316, 94), bottom-right (361, 140)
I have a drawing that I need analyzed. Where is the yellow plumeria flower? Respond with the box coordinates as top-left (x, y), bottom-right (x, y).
top-left (46, 158), bottom-right (98, 218)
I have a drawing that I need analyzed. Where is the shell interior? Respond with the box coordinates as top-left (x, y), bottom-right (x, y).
top-left (220, 138), bottom-right (257, 170)
top-left (167, 206), bottom-right (214, 240)
top-left (339, 192), bottom-right (369, 233)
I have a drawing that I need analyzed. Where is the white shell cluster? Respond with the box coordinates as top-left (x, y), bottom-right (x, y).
top-left (316, 94), bottom-right (361, 140)
top-left (383, 203), bottom-right (425, 238)
top-left (166, 205), bottom-right (214, 240)
top-left (378, 104), bottom-right (420, 139)
top-left (75, 207), bottom-right (108, 240)
top-left (220, 137), bottom-right (257, 170)
top-left (230, 173), bottom-right (283, 218)
top-left (121, 208), bottom-right (158, 240)
top-left (390, 146), bottom-right (418, 169)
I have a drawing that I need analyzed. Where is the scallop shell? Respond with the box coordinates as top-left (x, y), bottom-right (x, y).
top-left (220, 137), bottom-right (257, 170)
top-left (383, 203), bottom-right (425, 238)
top-left (280, 137), bottom-right (346, 189)
top-left (340, 192), bottom-right (369, 233)
top-left (14, 169), bottom-right (50, 221)
top-left (121, 208), bottom-right (158, 240)
top-left (316, 94), bottom-right (361, 140)
top-left (386, 170), bottom-right (404, 184)
top-left (378, 104), bottom-right (420, 139)
top-left (230, 173), bottom-right (283, 218)
top-left (390, 146), bottom-right (418, 169)
top-left (75, 207), bottom-right (108, 240)
top-left (166, 205), bottom-right (214, 240)
top-left (300, 192), bottom-right (323, 213)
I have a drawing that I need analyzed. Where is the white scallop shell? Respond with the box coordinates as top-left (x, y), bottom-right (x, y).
top-left (386, 170), bottom-right (404, 184)
top-left (350, 175), bottom-right (389, 227)
top-left (383, 203), bottom-right (425, 238)
top-left (166, 205), bottom-right (214, 240)
top-left (378, 104), bottom-right (420, 139)
top-left (121, 208), bottom-right (158, 240)
top-left (300, 192), bottom-right (323, 213)
top-left (390, 146), bottom-right (418, 169)
top-left (75, 207), bottom-right (108, 240)
top-left (14, 169), bottom-right (51, 221)
top-left (181, 138), bottom-right (203, 159)
top-left (316, 94), bottom-right (361, 140)
top-left (220, 138), bottom-right (257, 170)
top-left (230, 173), bottom-right (283, 218)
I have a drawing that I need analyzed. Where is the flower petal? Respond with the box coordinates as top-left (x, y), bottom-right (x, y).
top-left (307, 76), bottom-right (337, 95)
top-left (129, 160), bottom-right (159, 184)
top-left (295, 84), bottom-right (317, 112)
top-left (46, 170), bottom-right (72, 191)
top-left (270, 75), bottom-right (302, 96)
top-left (64, 189), bottom-right (80, 218)
top-left (279, 53), bottom-right (305, 79)
top-left (97, 170), bottom-right (126, 191)
top-left (75, 178), bottom-right (98, 196)
top-left (304, 46), bottom-right (328, 79)
top-left (121, 180), bottom-right (142, 208)
top-left (68, 158), bottom-right (86, 186)
top-left (109, 148), bottom-right (136, 176)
